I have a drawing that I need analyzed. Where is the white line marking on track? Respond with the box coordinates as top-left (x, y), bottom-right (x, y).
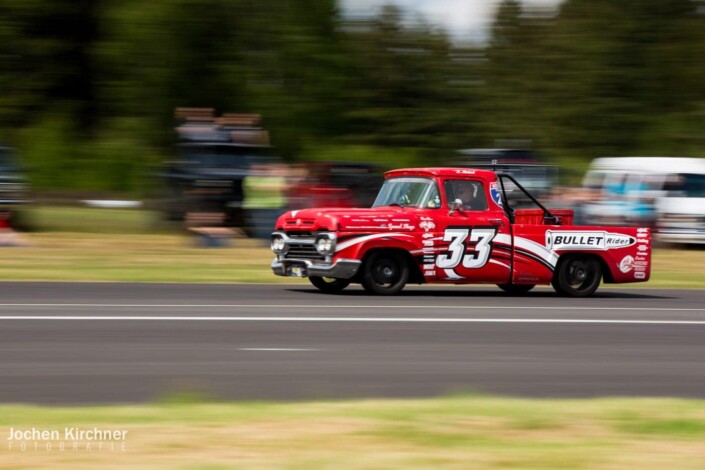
top-left (238, 348), bottom-right (320, 351)
top-left (0, 316), bottom-right (705, 325)
top-left (0, 304), bottom-right (702, 312)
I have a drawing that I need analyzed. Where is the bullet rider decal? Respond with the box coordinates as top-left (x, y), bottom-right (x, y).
top-left (545, 231), bottom-right (636, 250)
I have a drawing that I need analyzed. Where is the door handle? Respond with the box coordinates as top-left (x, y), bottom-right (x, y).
top-left (489, 218), bottom-right (504, 227)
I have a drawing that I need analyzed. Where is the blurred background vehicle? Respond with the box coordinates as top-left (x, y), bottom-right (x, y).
top-left (286, 162), bottom-right (384, 210)
top-left (159, 109), bottom-right (277, 236)
top-left (0, 143), bottom-right (30, 229)
top-left (582, 157), bottom-right (705, 244)
top-left (582, 157), bottom-right (662, 228)
top-left (456, 148), bottom-right (539, 164)
top-left (657, 165), bottom-right (705, 246)
top-left (454, 147), bottom-right (559, 208)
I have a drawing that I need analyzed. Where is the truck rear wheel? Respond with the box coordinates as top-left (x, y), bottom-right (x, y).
top-left (551, 255), bottom-right (602, 297)
top-left (497, 283), bottom-right (535, 295)
top-left (361, 251), bottom-right (409, 295)
top-left (309, 276), bottom-right (350, 294)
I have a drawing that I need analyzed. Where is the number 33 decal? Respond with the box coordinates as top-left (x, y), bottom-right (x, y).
top-left (436, 227), bottom-right (496, 269)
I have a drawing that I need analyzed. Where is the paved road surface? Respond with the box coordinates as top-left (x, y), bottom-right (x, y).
top-left (0, 282), bottom-right (704, 404)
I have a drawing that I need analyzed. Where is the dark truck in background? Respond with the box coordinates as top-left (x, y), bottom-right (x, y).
top-left (0, 143), bottom-right (30, 227)
top-left (159, 108), bottom-right (275, 230)
top-left (454, 148), bottom-right (559, 209)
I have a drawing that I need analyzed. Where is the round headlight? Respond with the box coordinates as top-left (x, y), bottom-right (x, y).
top-left (315, 236), bottom-right (334, 255)
top-left (270, 236), bottom-right (287, 254)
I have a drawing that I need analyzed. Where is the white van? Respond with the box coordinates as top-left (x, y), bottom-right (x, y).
top-left (583, 157), bottom-right (705, 245)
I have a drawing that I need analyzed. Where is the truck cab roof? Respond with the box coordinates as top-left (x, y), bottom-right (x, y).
top-left (384, 167), bottom-right (498, 181)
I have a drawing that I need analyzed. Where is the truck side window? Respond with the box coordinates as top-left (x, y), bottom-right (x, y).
top-left (444, 180), bottom-right (488, 211)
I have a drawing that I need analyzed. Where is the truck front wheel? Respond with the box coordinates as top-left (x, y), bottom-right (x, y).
top-left (309, 276), bottom-right (350, 294)
top-left (551, 255), bottom-right (602, 297)
top-left (361, 251), bottom-right (409, 295)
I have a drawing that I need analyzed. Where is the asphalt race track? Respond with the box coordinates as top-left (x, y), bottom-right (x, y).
top-left (1, 282), bottom-right (704, 404)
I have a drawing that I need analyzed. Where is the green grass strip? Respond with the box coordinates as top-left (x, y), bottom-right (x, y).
top-left (1, 395), bottom-right (705, 469)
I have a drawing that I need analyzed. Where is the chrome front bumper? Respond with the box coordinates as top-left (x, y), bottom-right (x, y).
top-left (271, 258), bottom-right (362, 279)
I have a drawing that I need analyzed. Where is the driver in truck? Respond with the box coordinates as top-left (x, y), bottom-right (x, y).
top-left (450, 180), bottom-right (487, 211)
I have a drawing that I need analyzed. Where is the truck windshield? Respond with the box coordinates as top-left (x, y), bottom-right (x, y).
top-left (372, 177), bottom-right (440, 208)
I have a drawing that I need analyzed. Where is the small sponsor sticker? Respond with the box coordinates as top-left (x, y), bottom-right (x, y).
top-left (420, 220), bottom-right (436, 232)
top-left (490, 182), bottom-right (503, 207)
top-left (387, 223), bottom-right (414, 230)
top-left (619, 255), bottom-right (635, 273)
top-left (635, 272), bottom-right (646, 279)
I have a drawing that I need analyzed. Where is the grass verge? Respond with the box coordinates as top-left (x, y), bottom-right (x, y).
top-left (21, 206), bottom-right (161, 234)
top-left (0, 233), bottom-right (290, 283)
top-left (2, 205), bottom-right (703, 286)
top-left (0, 232), bottom-right (703, 287)
top-left (1, 396), bottom-right (705, 469)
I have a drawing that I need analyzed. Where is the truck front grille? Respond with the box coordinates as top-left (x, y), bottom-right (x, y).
top-left (286, 243), bottom-right (325, 261)
top-left (285, 231), bottom-right (314, 239)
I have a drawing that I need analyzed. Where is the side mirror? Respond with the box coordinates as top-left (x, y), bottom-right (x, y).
top-left (449, 198), bottom-right (463, 215)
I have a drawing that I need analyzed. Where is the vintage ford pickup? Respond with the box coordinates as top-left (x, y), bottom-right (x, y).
top-left (270, 168), bottom-right (651, 296)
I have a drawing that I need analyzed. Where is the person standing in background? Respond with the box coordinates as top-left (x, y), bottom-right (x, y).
top-left (243, 163), bottom-right (289, 239)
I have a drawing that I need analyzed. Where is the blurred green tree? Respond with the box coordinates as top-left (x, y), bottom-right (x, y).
top-left (0, 0), bottom-right (97, 129)
top-left (1, 0), bottom-right (704, 194)
top-left (342, 5), bottom-right (480, 152)
top-left (483, 0), bottom-right (705, 166)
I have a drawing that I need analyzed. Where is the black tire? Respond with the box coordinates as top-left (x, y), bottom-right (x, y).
top-left (309, 276), bottom-right (350, 294)
top-left (497, 283), bottom-right (535, 295)
top-left (361, 251), bottom-right (409, 295)
top-left (551, 255), bottom-right (602, 297)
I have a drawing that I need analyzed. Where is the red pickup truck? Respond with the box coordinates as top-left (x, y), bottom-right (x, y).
top-left (270, 167), bottom-right (651, 296)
